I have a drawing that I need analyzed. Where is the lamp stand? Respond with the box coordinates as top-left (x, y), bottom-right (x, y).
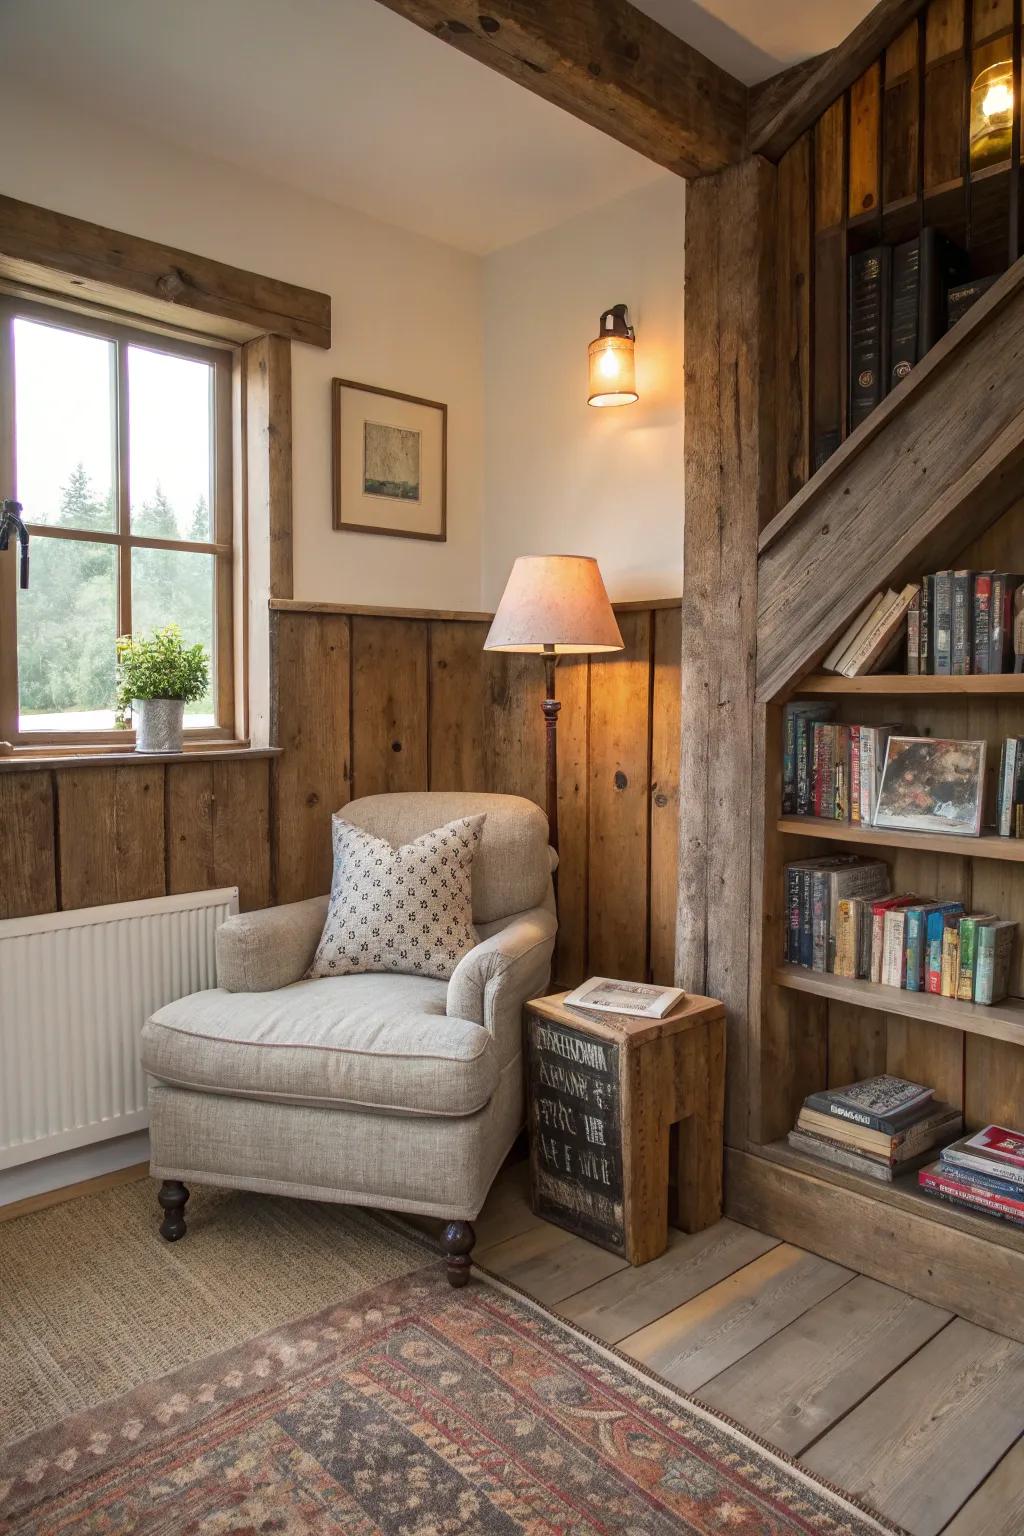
top-left (541, 644), bottom-right (560, 855)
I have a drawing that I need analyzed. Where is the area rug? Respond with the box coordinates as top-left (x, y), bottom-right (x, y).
top-left (0, 1256), bottom-right (902, 1535)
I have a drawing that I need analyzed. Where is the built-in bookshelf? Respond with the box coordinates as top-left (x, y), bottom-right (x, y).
top-left (799, 673), bottom-right (1024, 696)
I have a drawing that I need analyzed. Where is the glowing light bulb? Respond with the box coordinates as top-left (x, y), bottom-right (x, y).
top-left (982, 80), bottom-right (1013, 119)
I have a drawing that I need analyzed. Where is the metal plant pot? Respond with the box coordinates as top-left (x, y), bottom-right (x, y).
top-left (134, 697), bottom-right (185, 754)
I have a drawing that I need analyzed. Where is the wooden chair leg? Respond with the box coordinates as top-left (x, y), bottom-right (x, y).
top-left (440, 1220), bottom-right (475, 1287)
top-left (158, 1179), bottom-right (189, 1242)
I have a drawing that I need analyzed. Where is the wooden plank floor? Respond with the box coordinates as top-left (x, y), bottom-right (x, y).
top-left (469, 1160), bottom-right (1024, 1536)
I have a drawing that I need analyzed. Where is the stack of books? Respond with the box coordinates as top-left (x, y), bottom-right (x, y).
top-left (820, 587), bottom-right (919, 677)
top-left (783, 705), bottom-right (899, 824)
top-left (906, 571), bottom-right (1022, 675)
top-left (789, 1074), bottom-right (962, 1182)
top-left (919, 1125), bottom-right (1024, 1228)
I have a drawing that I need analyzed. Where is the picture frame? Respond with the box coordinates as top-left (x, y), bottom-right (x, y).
top-left (872, 735), bottom-right (987, 837)
top-left (332, 378), bottom-right (447, 542)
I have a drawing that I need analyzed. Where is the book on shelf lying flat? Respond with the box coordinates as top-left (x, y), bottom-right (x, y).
top-left (790, 1102), bottom-right (962, 1181)
top-left (803, 1073), bottom-right (933, 1132)
top-left (942, 1125), bottom-right (1024, 1189)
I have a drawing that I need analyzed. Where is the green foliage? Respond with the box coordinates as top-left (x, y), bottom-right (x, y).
top-left (115, 624), bottom-right (209, 727)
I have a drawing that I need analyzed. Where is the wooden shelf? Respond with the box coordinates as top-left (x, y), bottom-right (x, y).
top-left (773, 963), bottom-right (1024, 1047)
top-left (758, 1139), bottom-right (1024, 1258)
top-left (796, 672), bottom-right (1024, 695)
top-left (777, 815), bottom-right (1024, 861)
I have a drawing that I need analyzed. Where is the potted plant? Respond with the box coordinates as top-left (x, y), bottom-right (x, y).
top-left (116, 625), bottom-right (209, 753)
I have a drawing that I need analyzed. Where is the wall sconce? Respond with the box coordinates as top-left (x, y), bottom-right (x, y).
top-left (970, 58), bottom-right (1014, 170)
top-left (587, 304), bottom-right (637, 407)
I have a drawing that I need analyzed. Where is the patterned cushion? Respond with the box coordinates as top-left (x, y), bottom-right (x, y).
top-left (308, 814), bottom-right (485, 982)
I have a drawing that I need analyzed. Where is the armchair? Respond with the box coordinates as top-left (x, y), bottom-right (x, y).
top-left (142, 792), bottom-right (556, 1284)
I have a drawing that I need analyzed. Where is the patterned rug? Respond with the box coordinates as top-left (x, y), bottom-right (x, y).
top-left (0, 1256), bottom-right (902, 1535)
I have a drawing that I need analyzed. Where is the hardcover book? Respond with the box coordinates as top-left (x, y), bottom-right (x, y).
top-left (942, 1125), bottom-right (1024, 1188)
top-left (973, 573), bottom-right (993, 674)
top-left (803, 1074), bottom-right (933, 1134)
top-left (974, 919), bottom-right (1016, 1005)
top-left (849, 246), bottom-right (892, 431)
top-left (956, 914), bottom-right (997, 1001)
top-left (933, 570), bottom-right (953, 675)
top-left (925, 902), bottom-right (965, 993)
top-left (951, 570), bottom-right (974, 675)
top-left (946, 273), bottom-right (998, 329)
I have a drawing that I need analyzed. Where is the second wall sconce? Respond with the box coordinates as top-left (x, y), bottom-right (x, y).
top-left (587, 304), bottom-right (637, 407)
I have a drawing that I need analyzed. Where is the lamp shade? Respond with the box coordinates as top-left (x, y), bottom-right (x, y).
top-left (484, 555), bottom-right (624, 655)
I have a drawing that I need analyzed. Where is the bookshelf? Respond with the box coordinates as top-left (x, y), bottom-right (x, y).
top-left (773, 964), bottom-right (1024, 1048)
top-left (777, 817), bottom-right (1024, 861)
top-left (797, 674), bottom-right (1024, 696)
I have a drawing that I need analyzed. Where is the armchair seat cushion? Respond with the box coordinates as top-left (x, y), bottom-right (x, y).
top-left (142, 973), bottom-right (498, 1118)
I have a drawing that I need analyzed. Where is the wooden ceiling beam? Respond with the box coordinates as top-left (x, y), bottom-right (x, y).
top-left (0, 195), bottom-right (331, 349)
top-left (749, 0), bottom-right (929, 161)
top-left (372, 0), bottom-right (748, 178)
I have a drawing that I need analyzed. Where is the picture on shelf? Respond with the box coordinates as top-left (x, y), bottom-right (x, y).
top-left (873, 736), bottom-right (986, 836)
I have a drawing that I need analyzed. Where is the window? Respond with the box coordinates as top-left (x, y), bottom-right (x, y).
top-left (0, 298), bottom-right (234, 745)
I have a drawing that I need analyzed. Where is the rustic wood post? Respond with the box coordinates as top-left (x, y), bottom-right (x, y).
top-left (676, 156), bottom-right (777, 1149)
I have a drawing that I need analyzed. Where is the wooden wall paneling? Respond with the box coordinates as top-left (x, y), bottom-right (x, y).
top-left (166, 758), bottom-right (272, 911)
top-left (56, 766), bottom-right (165, 910)
top-left (0, 771), bottom-right (56, 918)
top-left (974, 0), bottom-right (1014, 41)
top-left (350, 616), bottom-right (429, 799)
top-left (649, 605), bottom-right (681, 986)
top-left (964, 1035), bottom-right (1024, 1127)
top-left (814, 101), bottom-right (847, 468)
top-left (553, 655), bottom-right (589, 988)
top-left (848, 63), bottom-right (883, 221)
top-left (883, 22), bottom-right (922, 212)
top-left (775, 135), bottom-right (813, 505)
top-left (887, 1017), bottom-right (966, 1108)
top-left (924, 0), bottom-right (966, 194)
top-left (481, 652), bottom-right (546, 807)
top-left (271, 611), bottom-right (351, 903)
top-left (427, 620), bottom-right (489, 791)
top-left (588, 610), bottom-right (652, 982)
top-left (827, 1003), bottom-right (888, 1085)
top-left (679, 157), bottom-right (777, 1147)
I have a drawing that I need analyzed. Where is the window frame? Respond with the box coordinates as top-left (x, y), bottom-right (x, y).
top-left (0, 295), bottom-right (235, 748)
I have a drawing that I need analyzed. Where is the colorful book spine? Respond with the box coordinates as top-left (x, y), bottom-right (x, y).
top-left (849, 725), bottom-right (861, 824)
top-left (882, 909), bottom-right (908, 987)
top-left (956, 916), bottom-right (985, 1001)
top-left (925, 903), bottom-right (965, 994)
top-left (940, 919), bottom-right (961, 997)
top-left (904, 905), bottom-right (933, 993)
top-left (919, 1166), bottom-right (1024, 1226)
top-left (975, 919), bottom-right (1016, 1005)
top-left (973, 573), bottom-right (993, 674)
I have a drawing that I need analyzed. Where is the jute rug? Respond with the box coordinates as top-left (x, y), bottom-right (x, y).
top-left (0, 1217), bottom-right (902, 1535)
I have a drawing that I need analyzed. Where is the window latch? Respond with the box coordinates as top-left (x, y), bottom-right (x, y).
top-left (0, 500), bottom-right (29, 590)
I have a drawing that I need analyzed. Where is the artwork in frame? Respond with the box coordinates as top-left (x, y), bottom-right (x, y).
top-left (872, 735), bottom-right (987, 837)
top-left (332, 378), bottom-right (446, 541)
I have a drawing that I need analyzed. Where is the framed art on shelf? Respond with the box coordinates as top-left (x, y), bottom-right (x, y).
top-left (332, 377), bottom-right (447, 541)
top-left (873, 735), bottom-right (987, 836)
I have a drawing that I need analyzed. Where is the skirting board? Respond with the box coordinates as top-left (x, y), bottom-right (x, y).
top-left (725, 1147), bottom-right (1024, 1342)
top-left (0, 1131), bottom-right (150, 1209)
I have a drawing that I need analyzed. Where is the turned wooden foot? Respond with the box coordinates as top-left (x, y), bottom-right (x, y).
top-left (440, 1220), bottom-right (475, 1287)
top-left (158, 1179), bottom-right (189, 1242)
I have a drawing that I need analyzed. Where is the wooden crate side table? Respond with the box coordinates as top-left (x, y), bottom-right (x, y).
top-left (524, 990), bottom-right (726, 1265)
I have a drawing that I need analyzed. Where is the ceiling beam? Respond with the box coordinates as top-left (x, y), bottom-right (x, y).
top-left (750, 0), bottom-right (928, 161)
top-left (372, 0), bottom-right (748, 179)
top-left (0, 195), bottom-right (332, 348)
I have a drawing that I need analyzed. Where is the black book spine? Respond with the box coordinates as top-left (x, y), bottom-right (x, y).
top-left (848, 247), bottom-right (892, 432)
top-left (934, 571), bottom-right (953, 675)
top-left (946, 274), bottom-right (999, 330)
top-left (921, 573), bottom-right (933, 675)
top-left (786, 867), bottom-right (800, 963)
top-left (814, 428), bottom-right (841, 471)
top-left (799, 868), bottom-right (814, 968)
top-left (890, 238), bottom-right (920, 388)
top-left (974, 574), bottom-right (993, 674)
top-left (951, 571), bottom-right (973, 676)
top-left (920, 227), bottom-right (970, 352)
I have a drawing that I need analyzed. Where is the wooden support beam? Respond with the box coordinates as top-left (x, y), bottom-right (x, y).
top-left (757, 261), bottom-right (1024, 701)
top-left (750, 0), bottom-right (929, 161)
top-left (372, 0), bottom-right (747, 178)
top-left (0, 195), bottom-right (331, 348)
top-left (677, 157), bottom-right (777, 1146)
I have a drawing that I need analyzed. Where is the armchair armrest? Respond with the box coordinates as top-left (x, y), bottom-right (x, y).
top-left (447, 906), bottom-right (557, 1064)
top-left (216, 895), bottom-right (329, 993)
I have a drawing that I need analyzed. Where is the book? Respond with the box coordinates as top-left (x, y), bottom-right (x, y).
top-left (935, 1155), bottom-right (1023, 1202)
top-left (803, 1074), bottom-right (934, 1134)
top-left (999, 737), bottom-right (1022, 836)
top-left (889, 236), bottom-right (921, 388)
top-left (797, 1100), bottom-right (958, 1157)
top-left (882, 907), bottom-right (909, 987)
top-left (946, 273), bottom-right (999, 329)
top-left (940, 917), bottom-right (961, 997)
top-left (956, 914), bottom-right (997, 1001)
top-left (849, 247), bottom-right (892, 431)
top-left (889, 230), bottom-right (968, 388)
top-left (796, 709), bottom-right (835, 815)
top-left (849, 725), bottom-right (862, 824)
top-left (870, 894), bottom-right (918, 982)
top-left (951, 570), bottom-right (974, 675)
top-left (841, 585), bottom-right (920, 676)
top-left (990, 575), bottom-right (1023, 672)
top-left (783, 703), bottom-right (833, 814)
top-left (942, 1125), bottom-right (1024, 1189)
top-left (925, 902), bottom-right (965, 993)
top-left (920, 573), bottom-right (933, 674)
top-left (974, 918), bottom-right (1016, 1005)
top-left (933, 570), bottom-right (953, 675)
top-left (906, 592), bottom-right (921, 674)
top-left (904, 902), bottom-right (943, 992)
top-left (859, 725), bottom-right (898, 825)
top-left (823, 593), bottom-right (885, 675)
top-left (918, 1163), bottom-right (1024, 1226)
top-left (788, 1129), bottom-right (944, 1182)
top-left (973, 572), bottom-right (993, 673)
top-left (564, 977), bottom-right (686, 1019)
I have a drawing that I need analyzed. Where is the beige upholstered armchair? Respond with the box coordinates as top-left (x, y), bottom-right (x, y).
top-left (141, 792), bottom-right (557, 1284)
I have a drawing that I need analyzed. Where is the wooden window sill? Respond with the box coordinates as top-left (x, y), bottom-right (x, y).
top-left (0, 744), bottom-right (281, 772)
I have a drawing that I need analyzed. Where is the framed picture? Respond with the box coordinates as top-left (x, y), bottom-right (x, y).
top-left (873, 736), bottom-right (987, 836)
top-left (332, 378), bottom-right (446, 541)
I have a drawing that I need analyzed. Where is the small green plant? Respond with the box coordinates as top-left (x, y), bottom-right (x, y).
top-left (115, 625), bottom-right (209, 728)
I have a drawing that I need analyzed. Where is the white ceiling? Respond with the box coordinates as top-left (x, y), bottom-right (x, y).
top-left (0, 0), bottom-right (877, 255)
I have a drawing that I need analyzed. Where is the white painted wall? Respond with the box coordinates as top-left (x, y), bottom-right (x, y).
top-left (0, 81), bottom-right (485, 611)
top-left (481, 177), bottom-right (685, 607)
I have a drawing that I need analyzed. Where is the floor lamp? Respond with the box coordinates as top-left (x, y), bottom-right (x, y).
top-left (484, 556), bottom-right (623, 854)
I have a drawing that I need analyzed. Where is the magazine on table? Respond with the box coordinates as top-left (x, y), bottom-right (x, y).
top-left (564, 977), bottom-right (686, 1020)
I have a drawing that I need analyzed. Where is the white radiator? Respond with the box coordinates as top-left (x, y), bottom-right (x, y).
top-left (0, 887), bottom-right (238, 1170)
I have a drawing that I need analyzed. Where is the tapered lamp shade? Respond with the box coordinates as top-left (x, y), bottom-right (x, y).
top-left (485, 555), bottom-right (624, 655)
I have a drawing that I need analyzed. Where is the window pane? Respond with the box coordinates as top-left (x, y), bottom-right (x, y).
top-left (18, 536), bottom-right (118, 731)
top-left (129, 346), bottom-right (213, 541)
top-left (13, 317), bottom-right (116, 530)
top-left (132, 547), bottom-right (215, 723)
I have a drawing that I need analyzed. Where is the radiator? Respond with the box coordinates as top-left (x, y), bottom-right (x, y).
top-left (0, 887), bottom-right (238, 1170)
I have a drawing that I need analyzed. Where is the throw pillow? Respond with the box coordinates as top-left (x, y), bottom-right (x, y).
top-left (308, 813), bottom-right (485, 982)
